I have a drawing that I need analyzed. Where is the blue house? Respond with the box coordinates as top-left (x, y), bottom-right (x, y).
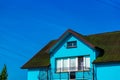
top-left (21, 29), bottom-right (120, 80)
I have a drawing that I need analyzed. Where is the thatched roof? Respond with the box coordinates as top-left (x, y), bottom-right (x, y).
top-left (86, 31), bottom-right (120, 63)
top-left (21, 30), bottom-right (120, 69)
top-left (21, 40), bottom-right (57, 69)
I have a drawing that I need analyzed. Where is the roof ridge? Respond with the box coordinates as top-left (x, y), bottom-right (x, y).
top-left (52, 29), bottom-right (95, 50)
top-left (87, 30), bottom-right (120, 36)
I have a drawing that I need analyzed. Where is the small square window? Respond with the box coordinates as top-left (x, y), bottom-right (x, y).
top-left (67, 41), bottom-right (77, 48)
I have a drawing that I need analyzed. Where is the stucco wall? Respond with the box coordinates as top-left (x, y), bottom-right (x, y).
top-left (96, 63), bottom-right (120, 80)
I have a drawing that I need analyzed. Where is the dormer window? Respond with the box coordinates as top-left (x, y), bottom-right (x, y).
top-left (67, 41), bottom-right (77, 48)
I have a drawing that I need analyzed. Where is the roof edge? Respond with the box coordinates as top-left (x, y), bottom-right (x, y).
top-left (49, 29), bottom-right (95, 52)
top-left (21, 66), bottom-right (49, 69)
top-left (93, 61), bottom-right (120, 64)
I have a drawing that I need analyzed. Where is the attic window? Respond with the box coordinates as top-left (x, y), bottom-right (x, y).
top-left (67, 41), bottom-right (77, 48)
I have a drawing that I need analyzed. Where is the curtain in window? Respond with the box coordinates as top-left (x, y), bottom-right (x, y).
top-left (56, 56), bottom-right (90, 72)
top-left (56, 59), bottom-right (62, 72)
top-left (70, 58), bottom-right (76, 71)
top-left (84, 57), bottom-right (90, 70)
top-left (63, 58), bottom-right (69, 71)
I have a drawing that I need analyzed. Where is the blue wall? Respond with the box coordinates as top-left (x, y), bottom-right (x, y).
top-left (26, 33), bottom-right (120, 80)
top-left (50, 34), bottom-right (96, 80)
top-left (27, 34), bottom-right (97, 80)
top-left (96, 63), bottom-right (120, 80)
top-left (28, 68), bottom-right (48, 80)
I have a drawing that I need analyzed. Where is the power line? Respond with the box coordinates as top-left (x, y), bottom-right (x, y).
top-left (96, 0), bottom-right (120, 10)
top-left (110, 0), bottom-right (120, 6)
top-left (0, 29), bottom-right (36, 55)
top-left (0, 27), bottom-right (41, 46)
top-left (1, 36), bottom-right (37, 56)
top-left (0, 46), bottom-right (29, 59)
top-left (0, 52), bottom-right (25, 62)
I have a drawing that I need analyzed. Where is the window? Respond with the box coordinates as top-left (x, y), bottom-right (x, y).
top-left (83, 57), bottom-right (90, 70)
top-left (78, 57), bottom-right (84, 70)
top-left (56, 59), bottom-right (62, 72)
top-left (78, 56), bottom-right (90, 71)
top-left (63, 58), bottom-right (69, 71)
top-left (67, 41), bottom-right (77, 48)
top-left (70, 72), bottom-right (75, 79)
top-left (70, 58), bottom-right (77, 71)
top-left (56, 58), bottom-right (77, 72)
top-left (56, 56), bottom-right (90, 72)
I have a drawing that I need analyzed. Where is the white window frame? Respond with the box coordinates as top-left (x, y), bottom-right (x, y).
top-left (56, 59), bottom-right (62, 72)
top-left (69, 57), bottom-right (78, 72)
top-left (83, 57), bottom-right (90, 70)
top-left (63, 58), bottom-right (69, 72)
top-left (56, 56), bottom-right (90, 72)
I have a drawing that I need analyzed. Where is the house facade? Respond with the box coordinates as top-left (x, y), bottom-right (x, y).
top-left (22, 29), bottom-right (120, 80)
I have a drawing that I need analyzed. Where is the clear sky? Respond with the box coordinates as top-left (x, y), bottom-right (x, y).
top-left (0, 0), bottom-right (120, 80)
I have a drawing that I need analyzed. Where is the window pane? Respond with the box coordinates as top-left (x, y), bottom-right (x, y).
top-left (72, 42), bottom-right (76, 47)
top-left (63, 58), bottom-right (69, 71)
top-left (70, 58), bottom-right (76, 71)
top-left (67, 42), bottom-right (72, 47)
top-left (67, 41), bottom-right (77, 48)
top-left (83, 56), bottom-right (90, 70)
top-left (78, 57), bottom-right (83, 70)
top-left (85, 57), bottom-right (90, 70)
top-left (56, 59), bottom-right (62, 72)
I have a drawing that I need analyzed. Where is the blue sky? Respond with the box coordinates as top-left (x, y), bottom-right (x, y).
top-left (0, 0), bottom-right (120, 80)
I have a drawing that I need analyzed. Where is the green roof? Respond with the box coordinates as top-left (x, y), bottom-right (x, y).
top-left (21, 40), bottom-right (57, 69)
top-left (21, 30), bottom-right (120, 69)
top-left (85, 31), bottom-right (120, 63)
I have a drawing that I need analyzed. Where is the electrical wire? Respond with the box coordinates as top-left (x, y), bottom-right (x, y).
top-left (0, 46), bottom-right (29, 59)
top-left (0, 52), bottom-right (26, 62)
top-left (96, 0), bottom-right (120, 10)
top-left (1, 27), bottom-right (38, 55)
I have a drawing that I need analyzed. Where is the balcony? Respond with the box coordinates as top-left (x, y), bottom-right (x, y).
top-left (56, 67), bottom-right (90, 72)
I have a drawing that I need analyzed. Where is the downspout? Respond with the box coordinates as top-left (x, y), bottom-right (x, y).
top-left (92, 64), bottom-right (95, 80)
top-left (50, 67), bottom-right (51, 80)
top-left (38, 69), bottom-right (41, 80)
top-left (60, 68), bottom-right (61, 80)
top-left (83, 63), bottom-right (84, 80)
top-left (83, 57), bottom-right (85, 80)
top-left (47, 67), bottom-right (49, 80)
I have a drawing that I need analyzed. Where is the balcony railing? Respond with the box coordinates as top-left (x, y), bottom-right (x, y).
top-left (38, 67), bottom-right (93, 80)
top-left (56, 67), bottom-right (90, 72)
